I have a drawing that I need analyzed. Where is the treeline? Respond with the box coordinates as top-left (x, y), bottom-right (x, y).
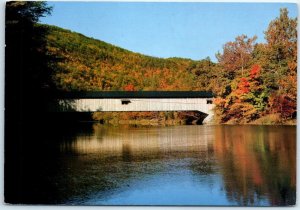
top-left (213, 8), bottom-right (297, 124)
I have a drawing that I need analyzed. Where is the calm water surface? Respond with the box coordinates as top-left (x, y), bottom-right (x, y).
top-left (16, 124), bottom-right (296, 206)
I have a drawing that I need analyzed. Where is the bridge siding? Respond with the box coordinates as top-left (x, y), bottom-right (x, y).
top-left (56, 98), bottom-right (214, 113)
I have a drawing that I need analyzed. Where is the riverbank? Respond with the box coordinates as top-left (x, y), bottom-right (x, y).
top-left (47, 112), bottom-right (296, 126)
top-left (93, 114), bottom-right (296, 126)
top-left (96, 118), bottom-right (200, 126)
top-left (223, 114), bottom-right (296, 125)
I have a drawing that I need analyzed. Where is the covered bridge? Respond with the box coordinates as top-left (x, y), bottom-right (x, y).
top-left (50, 91), bottom-right (215, 123)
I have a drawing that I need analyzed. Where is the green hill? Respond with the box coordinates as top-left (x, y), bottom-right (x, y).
top-left (41, 24), bottom-right (215, 92)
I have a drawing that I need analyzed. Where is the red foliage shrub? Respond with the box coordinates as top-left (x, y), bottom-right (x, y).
top-left (236, 77), bottom-right (250, 95)
top-left (250, 64), bottom-right (261, 79)
top-left (123, 84), bottom-right (135, 91)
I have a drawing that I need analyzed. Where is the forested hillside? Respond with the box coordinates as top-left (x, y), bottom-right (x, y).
top-left (43, 24), bottom-right (215, 92)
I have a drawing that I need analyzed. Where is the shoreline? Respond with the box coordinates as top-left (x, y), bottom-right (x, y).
top-left (90, 119), bottom-right (296, 126)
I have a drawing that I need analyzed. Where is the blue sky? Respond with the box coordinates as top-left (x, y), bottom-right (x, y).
top-left (41, 2), bottom-right (298, 61)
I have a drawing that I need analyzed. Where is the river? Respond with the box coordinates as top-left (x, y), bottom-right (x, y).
top-left (9, 124), bottom-right (296, 206)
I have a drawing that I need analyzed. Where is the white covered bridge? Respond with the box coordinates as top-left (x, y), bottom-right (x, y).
top-left (50, 91), bottom-right (215, 123)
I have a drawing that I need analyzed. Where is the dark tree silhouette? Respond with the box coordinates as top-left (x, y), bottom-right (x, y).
top-left (5, 1), bottom-right (54, 203)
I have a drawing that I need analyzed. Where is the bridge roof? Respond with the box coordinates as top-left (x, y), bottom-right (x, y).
top-left (55, 91), bottom-right (214, 99)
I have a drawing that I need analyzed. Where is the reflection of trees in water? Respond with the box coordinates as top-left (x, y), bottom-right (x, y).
top-left (12, 123), bottom-right (295, 205)
top-left (214, 126), bottom-right (296, 206)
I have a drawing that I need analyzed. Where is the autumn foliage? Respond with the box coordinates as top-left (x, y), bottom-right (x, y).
top-left (250, 64), bottom-right (260, 79)
top-left (214, 8), bottom-right (297, 124)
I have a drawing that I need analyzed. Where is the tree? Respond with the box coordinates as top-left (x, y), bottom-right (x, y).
top-left (215, 64), bottom-right (267, 123)
top-left (6, 1), bottom-right (53, 93)
top-left (216, 35), bottom-right (257, 79)
top-left (264, 8), bottom-right (297, 64)
top-left (262, 8), bottom-right (297, 94)
top-left (5, 1), bottom-right (53, 203)
top-left (6, 1), bottom-right (52, 25)
top-left (261, 8), bottom-right (297, 119)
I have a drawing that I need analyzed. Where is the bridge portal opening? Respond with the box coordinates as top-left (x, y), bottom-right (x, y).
top-left (207, 99), bottom-right (213, 104)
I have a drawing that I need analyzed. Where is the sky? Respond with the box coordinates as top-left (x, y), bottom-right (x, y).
top-left (40, 2), bottom-right (298, 61)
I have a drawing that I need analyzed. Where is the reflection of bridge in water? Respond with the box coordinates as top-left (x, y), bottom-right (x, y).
top-left (60, 125), bottom-right (215, 155)
top-left (51, 91), bottom-right (215, 124)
